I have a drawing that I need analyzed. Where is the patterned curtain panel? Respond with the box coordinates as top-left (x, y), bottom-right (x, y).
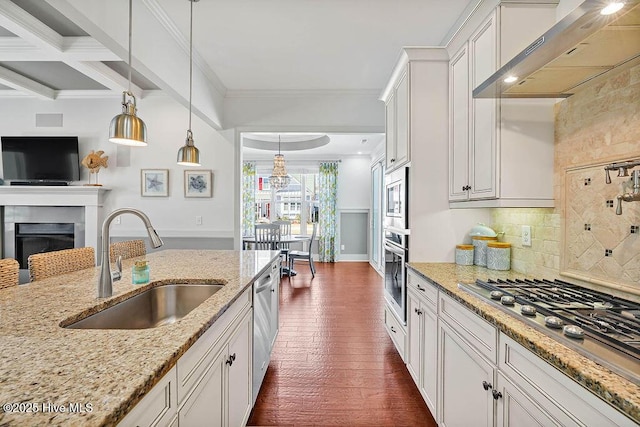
top-left (242, 162), bottom-right (256, 237)
top-left (318, 161), bottom-right (338, 262)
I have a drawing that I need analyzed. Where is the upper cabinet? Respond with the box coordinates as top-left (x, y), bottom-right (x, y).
top-left (384, 66), bottom-right (410, 171)
top-left (448, 2), bottom-right (558, 208)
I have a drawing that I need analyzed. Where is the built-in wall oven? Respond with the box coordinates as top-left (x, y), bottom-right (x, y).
top-left (384, 230), bottom-right (408, 323)
top-left (384, 167), bottom-right (408, 231)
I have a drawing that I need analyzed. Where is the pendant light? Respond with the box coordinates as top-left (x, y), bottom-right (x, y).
top-left (177, 0), bottom-right (201, 166)
top-left (109, 0), bottom-right (148, 146)
top-left (269, 135), bottom-right (290, 190)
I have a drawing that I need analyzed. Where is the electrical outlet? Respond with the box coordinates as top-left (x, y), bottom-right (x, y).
top-left (522, 225), bottom-right (532, 247)
top-left (195, 216), bottom-right (202, 225)
top-left (340, 244), bottom-right (345, 250)
top-left (114, 217), bottom-right (121, 225)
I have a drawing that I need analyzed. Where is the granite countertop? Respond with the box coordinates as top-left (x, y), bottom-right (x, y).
top-left (0, 249), bottom-right (279, 427)
top-left (407, 262), bottom-right (640, 424)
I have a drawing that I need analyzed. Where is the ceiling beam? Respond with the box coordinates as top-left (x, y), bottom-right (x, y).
top-left (65, 61), bottom-right (143, 97)
top-left (0, 65), bottom-right (55, 99)
top-left (0, 37), bottom-right (119, 61)
top-left (0, 0), bottom-right (64, 51)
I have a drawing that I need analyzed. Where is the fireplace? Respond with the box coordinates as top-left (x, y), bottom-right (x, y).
top-left (4, 206), bottom-right (85, 283)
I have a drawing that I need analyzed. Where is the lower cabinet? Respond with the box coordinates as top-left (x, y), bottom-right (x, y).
top-left (496, 372), bottom-right (560, 427)
top-left (179, 308), bottom-right (252, 427)
top-left (383, 301), bottom-right (406, 361)
top-left (118, 287), bottom-right (253, 427)
top-left (439, 320), bottom-right (494, 427)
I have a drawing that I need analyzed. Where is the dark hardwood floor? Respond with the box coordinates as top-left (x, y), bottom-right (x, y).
top-left (247, 262), bottom-right (437, 426)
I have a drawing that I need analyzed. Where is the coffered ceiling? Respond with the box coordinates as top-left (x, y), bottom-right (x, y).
top-left (0, 0), bottom-right (476, 147)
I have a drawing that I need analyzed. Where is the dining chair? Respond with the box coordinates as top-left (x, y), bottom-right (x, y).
top-left (288, 223), bottom-right (317, 278)
top-left (0, 258), bottom-right (19, 289)
top-left (110, 239), bottom-right (146, 262)
top-left (272, 220), bottom-right (292, 267)
top-left (254, 224), bottom-right (281, 250)
top-left (28, 247), bottom-right (96, 282)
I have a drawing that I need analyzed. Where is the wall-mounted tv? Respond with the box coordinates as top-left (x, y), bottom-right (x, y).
top-left (1, 136), bottom-right (80, 185)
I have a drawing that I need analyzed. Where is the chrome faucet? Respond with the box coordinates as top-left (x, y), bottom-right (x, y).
top-left (98, 208), bottom-right (163, 298)
top-left (616, 170), bottom-right (640, 215)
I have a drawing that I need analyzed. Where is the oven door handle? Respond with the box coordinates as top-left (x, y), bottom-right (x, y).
top-left (384, 242), bottom-right (405, 256)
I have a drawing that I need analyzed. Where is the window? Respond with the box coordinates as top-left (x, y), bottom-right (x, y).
top-left (253, 171), bottom-right (318, 235)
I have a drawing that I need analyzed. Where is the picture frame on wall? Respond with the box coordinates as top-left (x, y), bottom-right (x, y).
top-left (141, 169), bottom-right (169, 197)
top-left (184, 170), bottom-right (213, 198)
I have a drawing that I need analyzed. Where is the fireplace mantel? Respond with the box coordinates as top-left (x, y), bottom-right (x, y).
top-left (1, 186), bottom-right (110, 261)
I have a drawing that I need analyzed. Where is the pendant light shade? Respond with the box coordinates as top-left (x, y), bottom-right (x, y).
top-left (177, 130), bottom-right (200, 165)
top-left (109, 0), bottom-right (147, 146)
top-left (269, 136), bottom-right (290, 190)
top-left (177, 0), bottom-right (201, 166)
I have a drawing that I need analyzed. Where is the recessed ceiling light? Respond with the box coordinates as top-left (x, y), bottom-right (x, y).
top-left (503, 75), bottom-right (518, 83)
top-left (361, 139), bottom-right (368, 144)
top-left (601, 2), bottom-right (625, 15)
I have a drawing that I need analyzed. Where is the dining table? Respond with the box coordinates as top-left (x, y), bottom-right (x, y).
top-left (242, 234), bottom-right (311, 276)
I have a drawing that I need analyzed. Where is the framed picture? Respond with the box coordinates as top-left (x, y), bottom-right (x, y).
top-left (141, 169), bottom-right (169, 197)
top-left (184, 170), bottom-right (213, 198)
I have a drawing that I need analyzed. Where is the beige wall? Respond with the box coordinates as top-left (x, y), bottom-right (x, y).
top-left (491, 63), bottom-right (640, 295)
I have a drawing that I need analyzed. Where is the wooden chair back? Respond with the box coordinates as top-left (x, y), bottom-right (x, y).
top-left (273, 220), bottom-right (292, 249)
top-left (254, 224), bottom-right (281, 250)
top-left (28, 247), bottom-right (96, 282)
top-left (110, 239), bottom-right (146, 262)
top-left (0, 258), bottom-right (19, 289)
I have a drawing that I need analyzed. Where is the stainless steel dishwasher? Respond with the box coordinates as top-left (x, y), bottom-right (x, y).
top-left (253, 260), bottom-right (279, 404)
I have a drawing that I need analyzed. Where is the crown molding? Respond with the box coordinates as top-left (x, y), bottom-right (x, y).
top-left (141, 0), bottom-right (227, 98)
top-left (225, 89), bottom-right (381, 99)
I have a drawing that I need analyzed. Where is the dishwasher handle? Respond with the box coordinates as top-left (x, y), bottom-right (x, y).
top-left (255, 277), bottom-right (274, 294)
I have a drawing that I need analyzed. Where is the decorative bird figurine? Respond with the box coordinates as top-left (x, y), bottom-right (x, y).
top-left (81, 150), bottom-right (109, 186)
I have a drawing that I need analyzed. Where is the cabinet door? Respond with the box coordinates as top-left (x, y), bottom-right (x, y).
top-left (227, 311), bottom-right (253, 427)
top-left (420, 306), bottom-right (438, 417)
top-left (439, 321), bottom-right (494, 427)
top-left (469, 13), bottom-right (497, 200)
top-left (394, 68), bottom-right (410, 168)
top-left (406, 291), bottom-right (421, 385)
top-left (496, 372), bottom-right (562, 427)
top-left (179, 347), bottom-right (225, 427)
top-left (385, 92), bottom-right (396, 170)
top-left (449, 44), bottom-right (470, 201)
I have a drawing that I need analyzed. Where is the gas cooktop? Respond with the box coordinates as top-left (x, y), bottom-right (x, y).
top-left (458, 278), bottom-right (640, 384)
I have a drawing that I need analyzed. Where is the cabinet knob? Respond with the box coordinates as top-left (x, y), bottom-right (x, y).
top-left (390, 326), bottom-right (397, 333)
top-left (390, 158), bottom-right (396, 163)
top-left (492, 389), bottom-right (503, 400)
top-left (414, 308), bottom-right (423, 315)
top-left (482, 381), bottom-right (492, 391)
top-left (225, 353), bottom-right (236, 366)
top-left (462, 185), bottom-right (471, 191)
top-left (417, 285), bottom-right (426, 292)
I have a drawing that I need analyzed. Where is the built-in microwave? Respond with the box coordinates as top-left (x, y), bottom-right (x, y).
top-left (384, 167), bottom-right (408, 230)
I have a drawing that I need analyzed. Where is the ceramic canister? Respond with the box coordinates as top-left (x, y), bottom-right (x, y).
top-left (487, 242), bottom-right (511, 271)
top-left (472, 236), bottom-right (498, 266)
top-left (455, 245), bottom-right (474, 265)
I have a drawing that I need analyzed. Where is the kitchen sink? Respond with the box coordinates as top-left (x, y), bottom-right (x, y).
top-left (64, 283), bottom-right (224, 329)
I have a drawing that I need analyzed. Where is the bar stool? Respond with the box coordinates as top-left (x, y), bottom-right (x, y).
top-left (0, 258), bottom-right (19, 289)
top-left (110, 239), bottom-right (146, 262)
top-left (28, 247), bottom-right (96, 282)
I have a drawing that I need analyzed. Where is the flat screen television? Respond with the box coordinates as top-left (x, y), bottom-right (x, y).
top-left (1, 136), bottom-right (80, 185)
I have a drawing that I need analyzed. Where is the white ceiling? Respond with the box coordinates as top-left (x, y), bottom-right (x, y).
top-left (0, 0), bottom-right (477, 156)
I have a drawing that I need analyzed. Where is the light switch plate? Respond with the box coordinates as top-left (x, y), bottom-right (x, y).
top-left (522, 225), bottom-right (532, 247)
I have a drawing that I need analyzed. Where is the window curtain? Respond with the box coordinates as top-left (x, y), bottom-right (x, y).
top-left (318, 161), bottom-right (338, 262)
top-left (242, 162), bottom-right (256, 237)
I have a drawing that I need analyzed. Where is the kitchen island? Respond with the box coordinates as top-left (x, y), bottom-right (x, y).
top-left (407, 262), bottom-right (639, 425)
top-left (0, 249), bottom-right (279, 426)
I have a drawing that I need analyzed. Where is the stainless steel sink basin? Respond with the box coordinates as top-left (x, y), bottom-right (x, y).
top-left (64, 283), bottom-right (224, 329)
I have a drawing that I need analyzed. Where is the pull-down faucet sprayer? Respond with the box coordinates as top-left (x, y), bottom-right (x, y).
top-left (98, 208), bottom-right (163, 298)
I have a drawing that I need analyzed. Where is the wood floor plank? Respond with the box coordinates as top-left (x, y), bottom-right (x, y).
top-left (247, 262), bottom-right (437, 427)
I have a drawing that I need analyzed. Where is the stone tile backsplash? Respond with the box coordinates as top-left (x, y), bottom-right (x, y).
top-left (491, 63), bottom-right (640, 295)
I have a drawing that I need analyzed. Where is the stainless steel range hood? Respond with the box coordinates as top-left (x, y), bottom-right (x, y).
top-left (473, 0), bottom-right (640, 98)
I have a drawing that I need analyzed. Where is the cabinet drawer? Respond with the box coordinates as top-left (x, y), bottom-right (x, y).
top-left (499, 333), bottom-right (633, 427)
top-left (176, 287), bottom-right (251, 404)
top-left (439, 293), bottom-right (496, 362)
top-left (119, 366), bottom-right (177, 427)
top-left (407, 270), bottom-right (437, 309)
top-left (384, 303), bottom-right (406, 361)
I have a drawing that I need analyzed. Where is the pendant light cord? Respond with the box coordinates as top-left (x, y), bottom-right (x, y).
top-left (188, 0), bottom-right (193, 132)
top-left (128, 0), bottom-right (132, 94)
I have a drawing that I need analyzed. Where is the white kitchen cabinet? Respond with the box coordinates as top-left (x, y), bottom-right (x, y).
top-left (448, 3), bottom-right (557, 207)
top-left (384, 67), bottom-right (410, 171)
top-left (384, 301), bottom-right (406, 361)
top-left (179, 306), bottom-right (252, 427)
top-left (118, 366), bottom-right (178, 427)
top-left (406, 271), bottom-right (438, 416)
top-left (439, 320), bottom-right (495, 427)
top-left (495, 372), bottom-right (561, 427)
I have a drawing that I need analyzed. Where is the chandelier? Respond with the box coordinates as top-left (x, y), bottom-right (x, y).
top-left (269, 135), bottom-right (290, 190)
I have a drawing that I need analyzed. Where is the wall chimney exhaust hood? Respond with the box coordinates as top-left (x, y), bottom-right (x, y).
top-left (473, 0), bottom-right (640, 98)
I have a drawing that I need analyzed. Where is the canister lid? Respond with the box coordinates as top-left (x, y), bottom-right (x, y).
top-left (487, 242), bottom-right (511, 248)
top-left (456, 244), bottom-right (474, 250)
top-left (472, 235), bottom-right (498, 241)
top-left (134, 260), bottom-right (148, 269)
